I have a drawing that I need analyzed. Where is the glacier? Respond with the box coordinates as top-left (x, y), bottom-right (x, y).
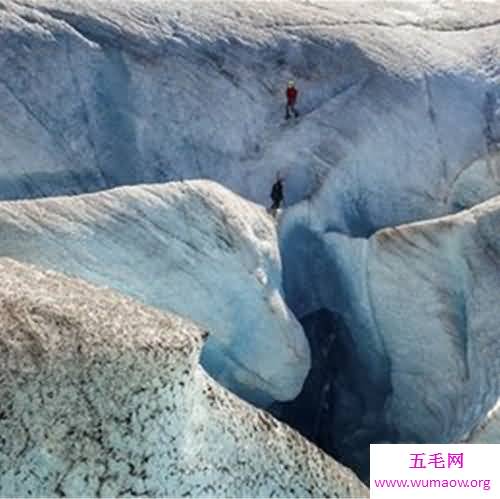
top-left (0, 180), bottom-right (310, 406)
top-left (0, 0), bottom-right (500, 490)
top-left (0, 0), bottom-right (499, 214)
top-left (280, 195), bottom-right (500, 451)
top-left (468, 402), bottom-right (500, 443)
top-left (0, 259), bottom-right (367, 498)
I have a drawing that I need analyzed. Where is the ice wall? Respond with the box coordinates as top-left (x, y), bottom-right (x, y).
top-left (0, 0), bottom-right (499, 220)
top-left (0, 181), bottom-right (310, 406)
top-left (280, 195), bottom-right (500, 449)
top-left (0, 258), bottom-right (367, 498)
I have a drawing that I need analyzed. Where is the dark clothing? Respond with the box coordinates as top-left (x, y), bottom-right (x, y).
top-left (270, 199), bottom-right (281, 213)
top-left (286, 104), bottom-right (299, 119)
top-left (271, 180), bottom-right (283, 203)
top-left (286, 87), bottom-right (298, 105)
top-left (270, 180), bottom-right (284, 214)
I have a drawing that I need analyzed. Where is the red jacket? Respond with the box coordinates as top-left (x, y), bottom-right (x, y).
top-left (287, 87), bottom-right (298, 105)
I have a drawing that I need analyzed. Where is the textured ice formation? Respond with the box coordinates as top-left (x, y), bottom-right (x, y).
top-left (0, 181), bottom-right (310, 406)
top-left (0, 259), bottom-right (367, 498)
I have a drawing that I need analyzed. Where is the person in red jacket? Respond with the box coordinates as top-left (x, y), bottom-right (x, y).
top-left (286, 80), bottom-right (299, 120)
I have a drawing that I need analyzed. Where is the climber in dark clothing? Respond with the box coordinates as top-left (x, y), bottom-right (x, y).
top-left (270, 177), bottom-right (284, 216)
top-left (285, 80), bottom-right (299, 120)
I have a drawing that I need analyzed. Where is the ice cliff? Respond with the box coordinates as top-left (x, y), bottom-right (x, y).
top-left (1, 0), bottom-right (499, 213)
top-left (0, 259), bottom-right (367, 498)
top-left (0, 180), bottom-right (309, 406)
top-left (281, 194), bottom-right (500, 446)
top-left (1, 0), bottom-right (500, 485)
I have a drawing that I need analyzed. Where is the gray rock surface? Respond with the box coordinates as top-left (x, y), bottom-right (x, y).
top-left (0, 258), bottom-right (368, 498)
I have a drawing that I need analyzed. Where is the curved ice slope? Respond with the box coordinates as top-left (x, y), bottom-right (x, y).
top-left (0, 180), bottom-right (310, 405)
top-left (0, 0), bottom-right (499, 225)
top-left (0, 259), bottom-right (367, 498)
top-left (449, 150), bottom-right (500, 211)
top-left (280, 195), bottom-right (500, 447)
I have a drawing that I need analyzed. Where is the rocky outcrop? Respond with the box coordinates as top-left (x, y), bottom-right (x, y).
top-left (0, 258), bottom-right (368, 498)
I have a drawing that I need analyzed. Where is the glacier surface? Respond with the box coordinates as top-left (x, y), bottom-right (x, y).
top-left (1, 0), bottom-right (500, 484)
top-left (280, 195), bottom-right (500, 461)
top-left (0, 180), bottom-right (310, 406)
top-left (0, 0), bottom-right (499, 219)
top-left (0, 259), bottom-right (367, 498)
top-left (467, 402), bottom-right (500, 444)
